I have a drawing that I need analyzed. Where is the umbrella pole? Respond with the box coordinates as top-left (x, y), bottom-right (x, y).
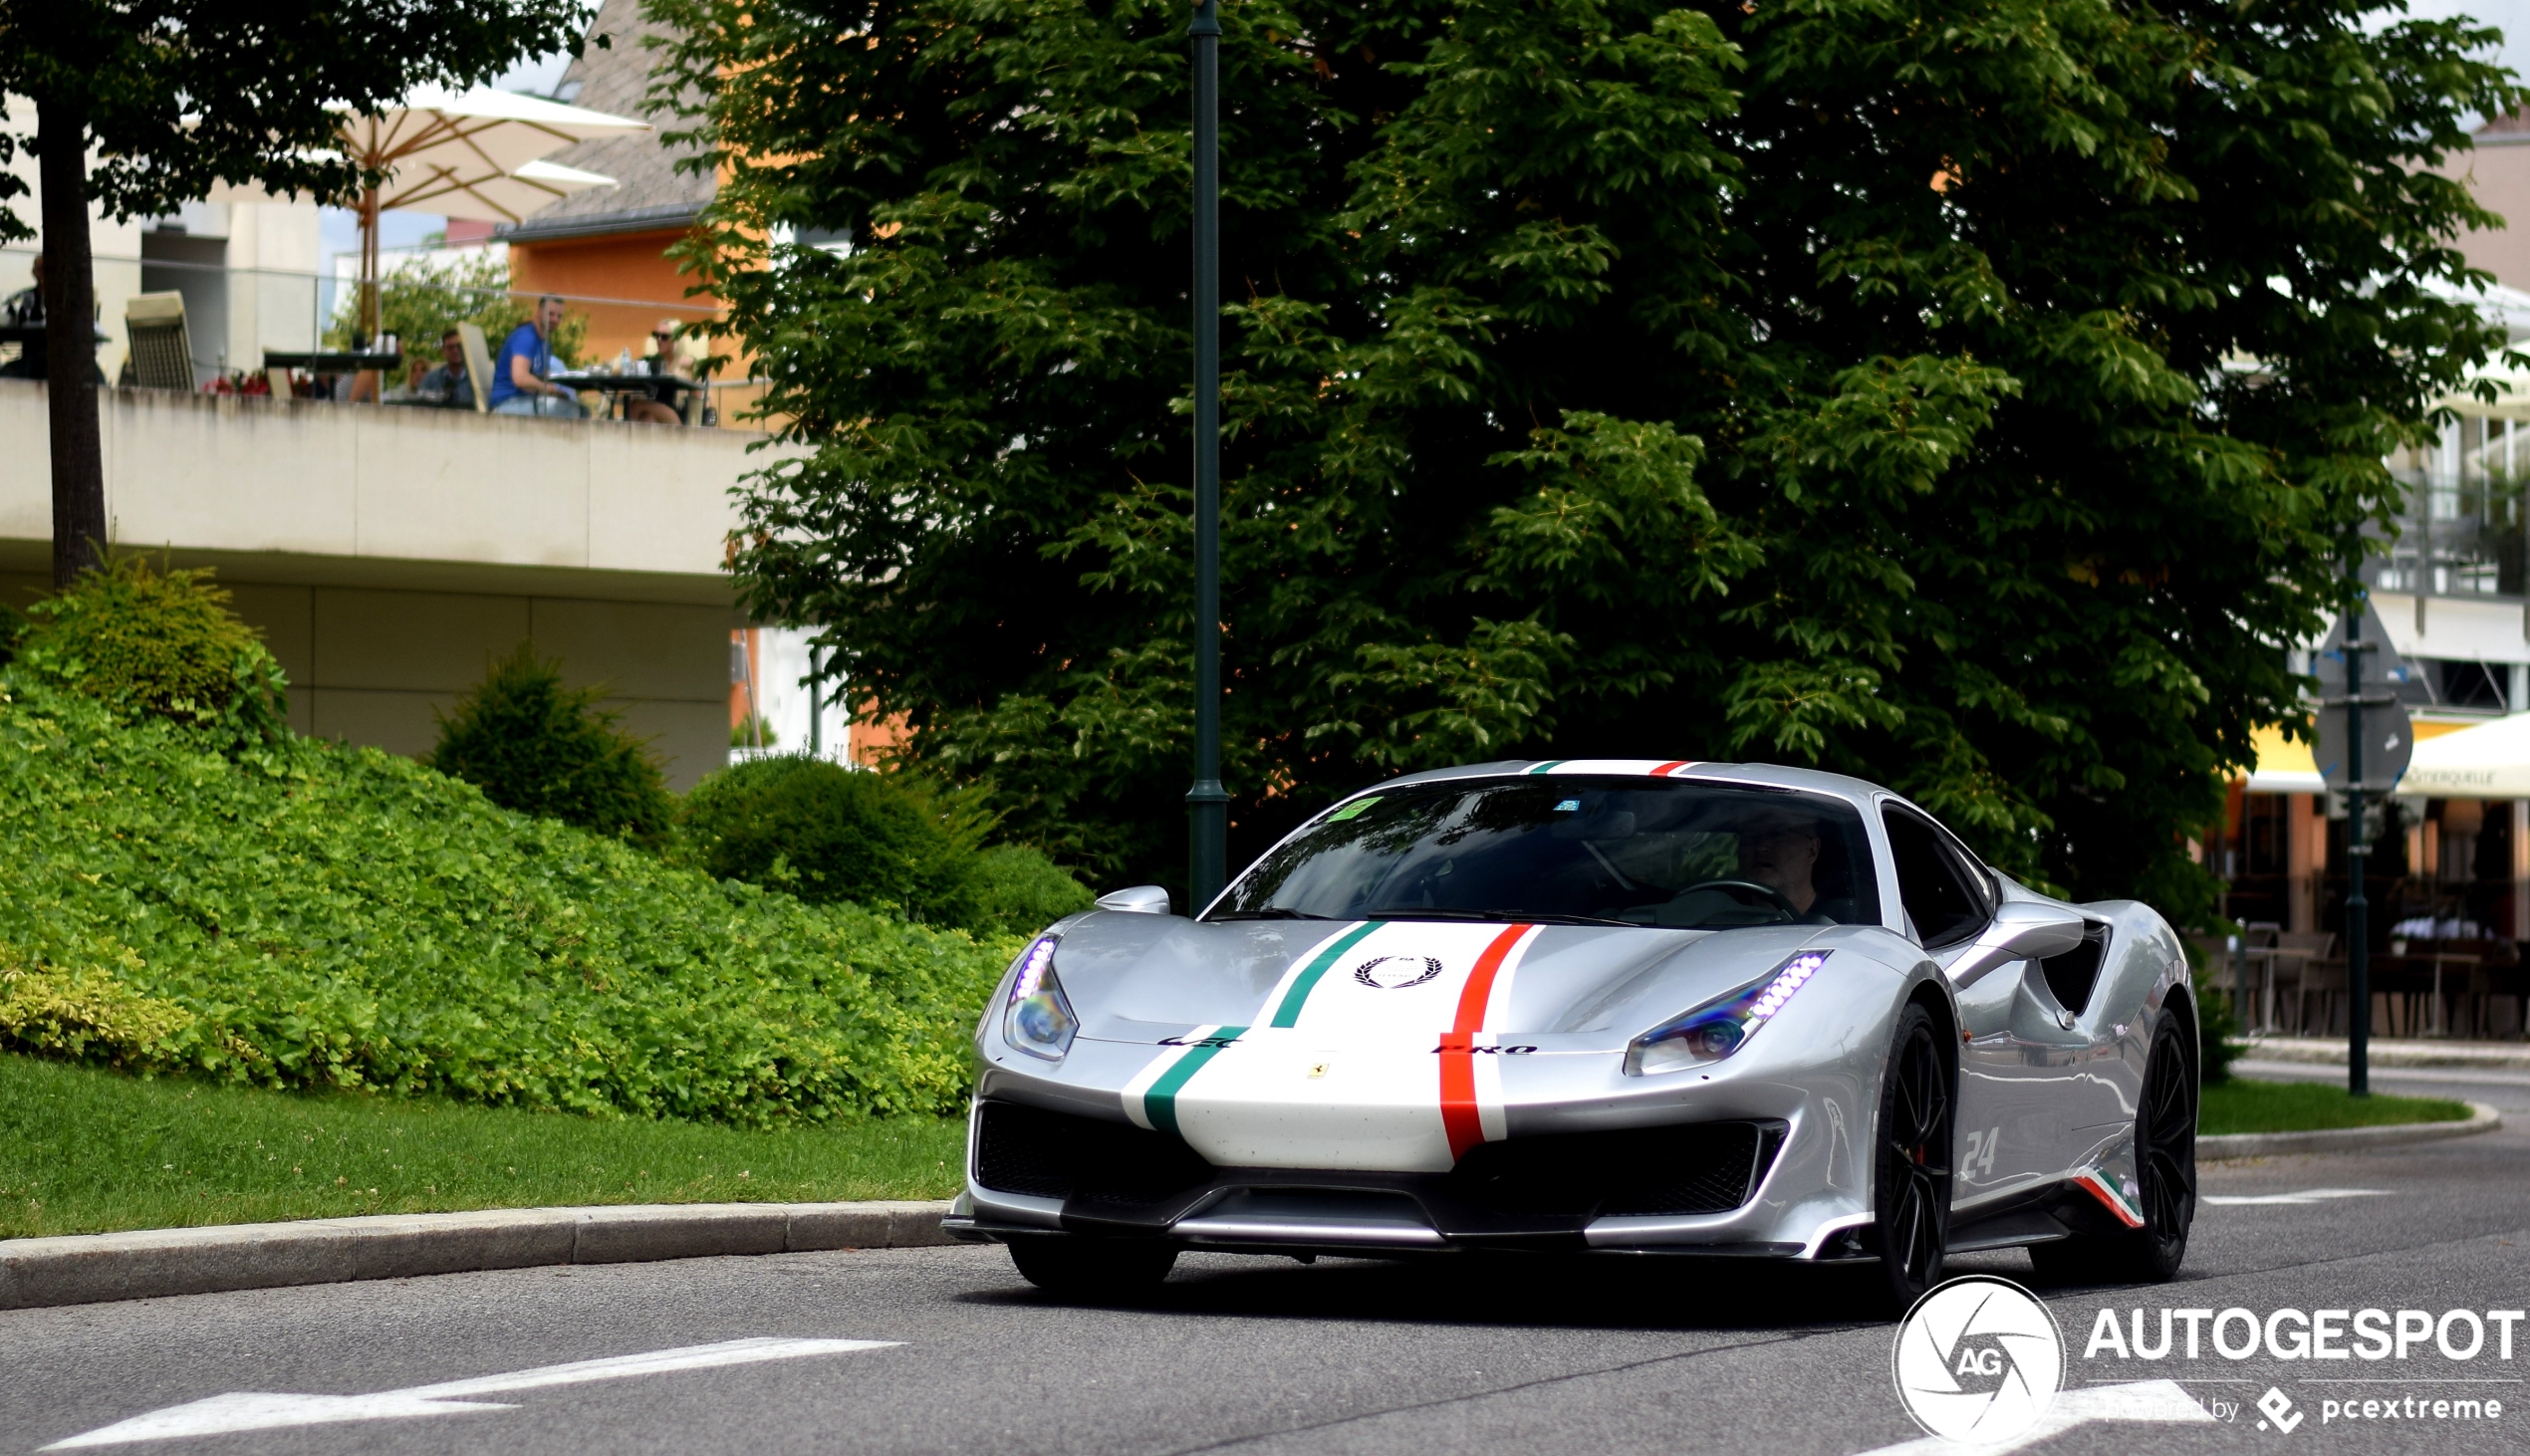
top-left (360, 186), bottom-right (380, 345)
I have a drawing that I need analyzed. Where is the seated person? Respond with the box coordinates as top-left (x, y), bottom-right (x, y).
top-left (620, 319), bottom-right (687, 425)
top-left (1644, 807), bottom-right (1853, 927)
top-left (487, 295), bottom-right (586, 417)
top-left (413, 329), bottom-right (475, 408)
top-left (1, 254), bottom-right (106, 383)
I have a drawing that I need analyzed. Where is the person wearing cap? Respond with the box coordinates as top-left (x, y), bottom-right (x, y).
top-left (622, 319), bottom-right (689, 425)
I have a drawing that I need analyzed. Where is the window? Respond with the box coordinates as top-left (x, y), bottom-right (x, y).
top-left (2428, 658), bottom-right (2508, 713)
top-left (1214, 777), bottom-right (1882, 929)
top-left (1881, 808), bottom-right (1991, 948)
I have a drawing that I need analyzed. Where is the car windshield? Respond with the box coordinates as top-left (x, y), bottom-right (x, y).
top-left (1213, 777), bottom-right (1884, 929)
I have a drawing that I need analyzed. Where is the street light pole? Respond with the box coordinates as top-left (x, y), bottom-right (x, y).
top-left (1185, 0), bottom-right (1229, 910)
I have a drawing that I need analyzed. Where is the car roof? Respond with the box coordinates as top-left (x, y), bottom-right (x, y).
top-left (1365, 759), bottom-right (1889, 809)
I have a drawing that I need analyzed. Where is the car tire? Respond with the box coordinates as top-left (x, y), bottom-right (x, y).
top-left (2028, 1014), bottom-right (2195, 1286)
top-left (1006, 1237), bottom-right (1178, 1296)
top-left (1873, 1001), bottom-right (1954, 1310)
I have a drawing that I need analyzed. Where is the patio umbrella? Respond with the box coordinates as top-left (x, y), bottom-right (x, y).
top-left (2402, 712), bottom-right (2530, 798)
top-left (211, 86), bottom-right (646, 338)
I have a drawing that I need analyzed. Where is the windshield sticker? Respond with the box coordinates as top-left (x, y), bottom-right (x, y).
top-left (1326, 797), bottom-right (1381, 822)
top-left (1554, 799), bottom-right (1581, 812)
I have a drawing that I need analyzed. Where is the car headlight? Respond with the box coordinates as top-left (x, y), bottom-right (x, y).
top-left (1002, 935), bottom-right (1079, 1062)
top-left (1625, 950), bottom-right (1829, 1076)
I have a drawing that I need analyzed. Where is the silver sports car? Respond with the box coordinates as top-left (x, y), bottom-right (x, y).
top-left (943, 759), bottom-right (2200, 1305)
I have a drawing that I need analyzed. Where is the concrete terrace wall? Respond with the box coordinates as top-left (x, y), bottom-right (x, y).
top-left (0, 380), bottom-right (774, 790)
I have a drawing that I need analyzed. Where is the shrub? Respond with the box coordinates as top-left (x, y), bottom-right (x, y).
top-left (967, 845), bottom-right (1096, 936)
top-left (677, 756), bottom-right (991, 924)
top-left (11, 556), bottom-right (287, 746)
top-left (0, 672), bottom-right (1010, 1124)
top-left (428, 645), bottom-right (673, 846)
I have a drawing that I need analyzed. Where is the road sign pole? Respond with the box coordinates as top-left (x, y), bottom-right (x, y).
top-left (1184, 0), bottom-right (1229, 910)
top-left (2344, 582), bottom-right (2371, 1098)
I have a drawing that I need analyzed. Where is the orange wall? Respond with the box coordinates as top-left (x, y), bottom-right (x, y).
top-left (509, 229), bottom-right (713, 366)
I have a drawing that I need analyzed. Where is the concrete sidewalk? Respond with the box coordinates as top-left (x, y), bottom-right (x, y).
top-left (2239, 1035), bottom-right (2530, 1071)
top-left (0, 1200), bottom-right (953, 1312)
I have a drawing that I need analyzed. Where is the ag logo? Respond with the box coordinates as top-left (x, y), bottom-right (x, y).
top-left (1354, 955), bottom-right (1444, 990)
top-left (1892, 1276), bottom-right (2063, 1444)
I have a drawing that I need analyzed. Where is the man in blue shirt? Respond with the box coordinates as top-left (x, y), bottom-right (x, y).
top-left (488, 295), bottom-right (584, 416)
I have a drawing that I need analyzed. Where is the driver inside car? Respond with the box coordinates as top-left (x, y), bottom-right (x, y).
top-left (1740, 811), bottom-right (1822, 915)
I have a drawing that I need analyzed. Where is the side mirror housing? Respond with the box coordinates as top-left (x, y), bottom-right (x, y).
top-left (1947, 901), bottom-right (2090, 988)
top-left (1095, 884), bottom-right (1173, 915)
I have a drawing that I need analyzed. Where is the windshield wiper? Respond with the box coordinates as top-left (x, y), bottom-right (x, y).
top-left (1208, 907), bottom-right (1335, 921)
top-left (1360, 907), bottom-right (1634, 928)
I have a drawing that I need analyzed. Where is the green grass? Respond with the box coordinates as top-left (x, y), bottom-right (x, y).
top-left (2200, 1077), bottom-right (2472, 1135)
top-left (0, 1053), bottom-right (964, 1240)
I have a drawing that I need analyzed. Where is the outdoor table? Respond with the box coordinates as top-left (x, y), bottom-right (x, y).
top-left (263, 351), bottom-right (402, 373)
top-left (552, 369), bottom-right (704, 422)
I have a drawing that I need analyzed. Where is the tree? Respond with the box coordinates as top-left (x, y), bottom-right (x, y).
top-left (0, 1), bottom-right (592, 588)
top-left (655, 0), bottom-right (2517, 919)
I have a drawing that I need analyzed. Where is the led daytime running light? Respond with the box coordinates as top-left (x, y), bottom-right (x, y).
top-left (1627, 949), bottom-right (1830, 1076)
top-left (1746, 951), bottom-right (1826, 1022)
top-left (1002, 935), bottom-right (1078, 1062)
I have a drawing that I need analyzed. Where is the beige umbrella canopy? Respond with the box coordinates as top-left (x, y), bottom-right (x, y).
top-left (211, 86), bottom-right (647, 337)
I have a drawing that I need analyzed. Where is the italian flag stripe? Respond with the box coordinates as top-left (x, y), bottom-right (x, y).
top-left (2077, 1169), bottom-right (2147, 1229)
top-left (1525, 760), bottom-right (1567, 775)
top-left (1144, 1025), bottom-right (1247, 1137)
top-left (1648, 760), bottom-right (1696, 777)
top-left (1266, 920), bottom-right (1384, 1028)
top-left (1437, 923), bottom-right (1536, 1160)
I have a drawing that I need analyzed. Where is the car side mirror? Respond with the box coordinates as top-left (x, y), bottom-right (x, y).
top-left (1946, 902), bottom-right (2090, 989)
top-left (1095, 884), bottom-right (1173, 915)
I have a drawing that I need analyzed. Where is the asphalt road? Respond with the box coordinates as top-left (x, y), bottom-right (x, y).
top-left (4, 1085), bottom-right (2524, 1456)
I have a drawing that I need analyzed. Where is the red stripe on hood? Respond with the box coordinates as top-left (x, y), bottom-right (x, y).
top-left (1438, 923), bottom-right (1533, 1161)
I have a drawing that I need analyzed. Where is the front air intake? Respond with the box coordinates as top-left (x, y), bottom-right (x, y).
top-left (1448, 1120), bottom-right (1786, 1219)
top-left (973, 1099), bottom-right (1216, 1206)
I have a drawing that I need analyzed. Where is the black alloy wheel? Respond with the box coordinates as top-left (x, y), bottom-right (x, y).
top-left (1873, 1003), bottom-right (1953, 1308)
top-left (1006, 1236), bottom-right (1178, 1297)
top-left (2030, 1015), bottom-right (2195, 1286)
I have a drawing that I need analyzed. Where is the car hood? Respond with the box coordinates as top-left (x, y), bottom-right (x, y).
top-left (1047, 911), bottom-right (1857, 1054)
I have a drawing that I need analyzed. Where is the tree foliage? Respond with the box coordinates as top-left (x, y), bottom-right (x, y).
top-left (655, 0), bottom-right (2519, 917)
top-left (0, 1), bottom-right (593, 243)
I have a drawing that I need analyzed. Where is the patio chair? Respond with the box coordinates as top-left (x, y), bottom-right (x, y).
top-left (2268, 931), bottom-right (2334, 1034)
top-left (2296, 956), bottom-right (2348, 1037)
top-left (457, 323), bottom-right (493, 412)
top-left (125, 292), bottom-right (193, 391)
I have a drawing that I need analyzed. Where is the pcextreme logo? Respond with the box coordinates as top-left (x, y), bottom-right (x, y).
top-left (1892, 1276), bottom-right (2066, 1443)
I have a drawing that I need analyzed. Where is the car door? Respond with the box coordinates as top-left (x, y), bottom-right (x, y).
top-left (1880, 806), bottom-right (2084, 1204)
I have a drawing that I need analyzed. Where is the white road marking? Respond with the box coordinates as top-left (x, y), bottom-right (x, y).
top-left (42, 1336), bottom-right (897, 1449)
top-left (1847, 1378), bottom-right (2217, 1455)
top-left (2200, 1187), bottom-right (2392, 1207)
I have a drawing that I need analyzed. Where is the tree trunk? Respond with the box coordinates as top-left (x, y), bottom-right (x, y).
top-left (38, 88), bottom-right (106, 589)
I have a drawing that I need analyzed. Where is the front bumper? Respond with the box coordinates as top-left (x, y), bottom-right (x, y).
top-left (944, 1097), bottom-right (1868, 1260)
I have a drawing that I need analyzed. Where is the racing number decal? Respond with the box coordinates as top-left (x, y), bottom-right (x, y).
top-left (1436, 923), bottom-right (1540, 1159)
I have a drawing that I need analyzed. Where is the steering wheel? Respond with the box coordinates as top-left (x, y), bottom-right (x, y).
top-left (1674, 878), bottom-right (1801, 920)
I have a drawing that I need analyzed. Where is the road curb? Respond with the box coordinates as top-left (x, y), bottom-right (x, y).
top-left (0, 1200), bottom-right (955, 1312)
top-left (2199, 1100), bottom-right (2503, 1161)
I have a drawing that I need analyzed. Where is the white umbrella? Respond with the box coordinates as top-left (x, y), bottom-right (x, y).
top-left (2400, 713), bottom-right (2530, 797)
top-left (210, 86), bottom-right (646, 337)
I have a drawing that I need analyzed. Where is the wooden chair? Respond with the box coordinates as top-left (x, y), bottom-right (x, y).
top-left (125, 292), bottom-right (193, 391)
top-left (457, 323), bottom-right (494, 412)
